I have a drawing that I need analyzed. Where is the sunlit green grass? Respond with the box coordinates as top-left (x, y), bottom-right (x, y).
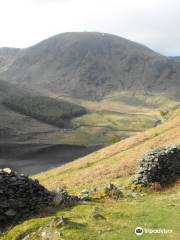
top-left (2, 183), bottom-right (180, 240)
top-left (63, 112), bottom-right (157, 145)
top-left (107, 91), bottom-right (180, 109)
top-left (73, 112), bottom-right (157, 131)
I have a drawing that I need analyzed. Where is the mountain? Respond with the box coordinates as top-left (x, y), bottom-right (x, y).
top-left (170, 56), bottom-right (180, 62)
top-left (0, 47), bottom-right (20, 73)
top-left (0, 32), bottom-right (180, 100)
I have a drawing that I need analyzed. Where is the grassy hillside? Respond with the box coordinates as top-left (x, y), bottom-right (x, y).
top-left (0, 81), bottom-right (88, 146)
top-left (2, 186), bottom-right (180, 240)
top-left (0, 81), bottom-right (63, 144)
top-left (73, 112), bottom-right (157, 131)
top-left (1, 84), bottom-right (179, 146)
top-left (1, 109), bottom-right (180, 240)
top-left (72, 91), bottom-right (180, 115)
top-left (54, 109), bottom-right (157, 146)
top-left (34, 109), bottom-right (180, 190)
top-left (47, 91), bottom-right (179, 146)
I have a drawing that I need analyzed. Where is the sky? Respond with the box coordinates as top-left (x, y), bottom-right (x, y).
top-left (0, 0), bottom-right (180, 56)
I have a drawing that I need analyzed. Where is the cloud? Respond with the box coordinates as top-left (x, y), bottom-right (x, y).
top-left (0, 0), bottom-right (179, 56)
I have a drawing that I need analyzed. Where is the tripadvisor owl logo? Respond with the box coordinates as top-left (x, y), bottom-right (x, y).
top-left (135, 227), bottom-right (144, 236)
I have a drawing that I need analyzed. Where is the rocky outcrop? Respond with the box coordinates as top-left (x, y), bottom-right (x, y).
top-left (22, 225), bottom-right (62, 240)
top-left (0, 168), bottom-right (53, 229)
top-left (52, 188), bottom-right (80, 207)
top-left (132, 144), bottom-right (180, 186)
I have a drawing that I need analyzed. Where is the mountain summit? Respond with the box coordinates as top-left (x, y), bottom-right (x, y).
top-left (0, 32), bottom-right (180, 99)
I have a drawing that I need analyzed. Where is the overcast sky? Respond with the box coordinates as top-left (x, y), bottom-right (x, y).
top-left (0, 0), bottom-right (179, 56)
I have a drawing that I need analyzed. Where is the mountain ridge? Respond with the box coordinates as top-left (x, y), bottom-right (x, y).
top-left (0, 32), bottom-right (180, 100)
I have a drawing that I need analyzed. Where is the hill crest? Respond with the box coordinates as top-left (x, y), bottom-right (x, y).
top-left (0, 32), bottom-right (180, 100)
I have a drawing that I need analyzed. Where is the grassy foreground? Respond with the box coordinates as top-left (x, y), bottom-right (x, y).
top-left (2, 182), bottom-right (180, 240)
top-left (1, 109), bottom-right (180, 240)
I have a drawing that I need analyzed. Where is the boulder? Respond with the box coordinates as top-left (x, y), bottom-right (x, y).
top-left (52, 188), bottom-right (80, 207)
top-left (104, 183), bottom-right (124, 199)
top-left (22, 226), bottom-right (62, 240)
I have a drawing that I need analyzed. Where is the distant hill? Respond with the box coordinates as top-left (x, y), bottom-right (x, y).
top-left (169, 56), bottom-right (180, 62)
top-left (0, 32), bottom-right (180, 100)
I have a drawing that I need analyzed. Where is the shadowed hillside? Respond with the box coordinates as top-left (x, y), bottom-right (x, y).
top-left (3, 95), bottom-right (86, 128)
top-left (0, 48), bottom-right (20, 73)
top-left (0, 80), bottom-right (87, 145)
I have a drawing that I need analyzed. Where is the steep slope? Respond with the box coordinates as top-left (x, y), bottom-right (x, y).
top-left (2, 109), bottom-right (180, 240)
top-left (1, 32), bottom-right (180, 100)
top-left (0, 80), bottom-right (35, 139)
top-left (35, 108), bottom-right (180, 190)
top-left (0, 80), bottom-right (86, 143)
top-left (0, 47), bottom-right (20, 73)
top-left (3, 95), bottom-right (86, 128)
top-left (0, 80), bottom-right (24, 99)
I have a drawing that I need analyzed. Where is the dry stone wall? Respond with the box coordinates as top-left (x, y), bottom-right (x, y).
top-left (0, 168), bottom-right (53, 230)
top-left (132, 144), bottom-right (180, 186)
